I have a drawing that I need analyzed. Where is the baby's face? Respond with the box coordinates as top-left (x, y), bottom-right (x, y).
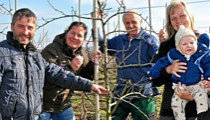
top-left (179, 36), bottom-right (197, 55)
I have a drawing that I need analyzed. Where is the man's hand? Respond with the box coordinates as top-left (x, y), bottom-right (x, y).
top-left (91, 84), bottom-right (109, 95)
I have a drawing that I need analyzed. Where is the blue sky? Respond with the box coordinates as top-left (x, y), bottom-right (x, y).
top-left (0, 0), bottom-right (210, 48)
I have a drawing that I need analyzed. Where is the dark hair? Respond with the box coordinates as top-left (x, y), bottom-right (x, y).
top-left (64, 21), bottom-right (88, 39)
top-left (12, 8), bottom-right (37, 25)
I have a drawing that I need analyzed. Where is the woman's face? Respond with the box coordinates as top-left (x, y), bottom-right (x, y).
top-left (170, 5), bottom-right (191, 31)
top-left (66, 26), bottom-right (86, 50)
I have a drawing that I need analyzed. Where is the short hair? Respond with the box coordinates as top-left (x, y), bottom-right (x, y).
top-left (122, 9), bottom-right (141, 22)
top-left (12, 8), bottom-right (37, 25)
top-left (165, 0), bottom-right (194, 39)
top-left (64, 21), bottom-right (88, 39)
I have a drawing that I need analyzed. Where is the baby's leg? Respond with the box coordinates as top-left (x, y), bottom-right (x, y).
top-left (171, 93), bottom-right (187, 120)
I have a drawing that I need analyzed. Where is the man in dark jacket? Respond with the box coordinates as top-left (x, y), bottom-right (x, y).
top-left (39, 21), bottom-right (102, 120)
top-left (0, 8), bottom-right (108, 120)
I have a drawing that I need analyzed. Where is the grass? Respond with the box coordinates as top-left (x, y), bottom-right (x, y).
top-left (71, 57), bottom-right (164, 120)
top-left (71, 84), bottom-right (164, 120)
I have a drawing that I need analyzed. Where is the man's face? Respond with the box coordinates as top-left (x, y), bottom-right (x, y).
top-left (123, 13), bottom-right (142, 38)
top-left (11, 16), bottom-right (36, 46)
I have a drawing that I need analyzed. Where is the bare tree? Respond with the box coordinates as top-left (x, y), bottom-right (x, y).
top-left (0, 1), bottom-right (159, 120)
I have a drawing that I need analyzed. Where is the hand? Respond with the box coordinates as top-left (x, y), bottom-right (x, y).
top-left (175, 82), bottom-right (193, 101)
top-left (70, 55), bottom-right (84, 71)
top-left (158, 29), bottom-right (168, 42)
top-left (201, 75), bottom-right (210, 91)
top-left (91, 84), bottom-right (109, 95)
top-left (90, 50), bottom-right (102, 63)
top-left (166, 60), bottom-right (187, 78)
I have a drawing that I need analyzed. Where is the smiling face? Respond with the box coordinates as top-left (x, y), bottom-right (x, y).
top-left (178, 36), bottom-right (197, 55)
top-left (170, 5), bottom-right (191, 31)
top-left (65, 25), bottom-right (86, 50)
top-left (123, 11), bottom-right (142, 38)
top-left (11, 16), bottom-right (36, 47)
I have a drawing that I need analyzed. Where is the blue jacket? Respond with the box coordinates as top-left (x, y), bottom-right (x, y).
top-left (198, 33), bottom-right (210, 48)
top-left (149, 43), bottom-right (210, 85)
top-left (99, 29), bottom-right (159, 96)
top-left (0, 32), bottom-right (92, 120)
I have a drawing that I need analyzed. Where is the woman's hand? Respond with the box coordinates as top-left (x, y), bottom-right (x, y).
top-left (70, 55), bottom-right (84, 71)
top-left (166, 60), bottom-right (187, 78)
top-left (90, 50), bottom-right (102, 63)
top-left (175, 82), bottom-right (193, 101)
top-left (158, 29), bottom-right (168, 42)
top-left (201, 75), bottom-right (210, 91)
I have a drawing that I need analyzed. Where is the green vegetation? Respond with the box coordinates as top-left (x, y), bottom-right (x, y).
top-left (71, 83), bottom-right (164, 120)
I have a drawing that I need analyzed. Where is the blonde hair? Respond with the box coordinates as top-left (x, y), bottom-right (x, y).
top-left (165, 0), bottom-right (194, 39)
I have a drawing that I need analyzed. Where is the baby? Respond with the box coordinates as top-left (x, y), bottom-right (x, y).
top-left (149, 25), bottom-right (210, 120)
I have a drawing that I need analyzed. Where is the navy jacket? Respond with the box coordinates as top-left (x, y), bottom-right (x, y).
top-left (150, 43), bottom-right (210, 86)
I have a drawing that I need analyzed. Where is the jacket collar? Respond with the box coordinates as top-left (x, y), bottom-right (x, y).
top-left (136, 29), bottom-right (145, 40)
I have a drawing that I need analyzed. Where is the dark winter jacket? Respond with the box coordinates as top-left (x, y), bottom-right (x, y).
top-left (150, 43), bottom-right (210, 85)
top-left (99, 29), bottom-right (160, 96)
top-left (41, 33), bottom-right (95, 113)
top-left (0, 32), bottom-right (92, 120)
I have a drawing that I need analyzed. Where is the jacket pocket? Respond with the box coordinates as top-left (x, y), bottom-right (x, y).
top-left (0, 90), bottom-right (18, 118)
top-left (33, 93), bottom-right (42, 115)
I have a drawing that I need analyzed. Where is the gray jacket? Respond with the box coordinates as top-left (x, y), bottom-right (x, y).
top-left (0, 32), bottom-right (92, 120)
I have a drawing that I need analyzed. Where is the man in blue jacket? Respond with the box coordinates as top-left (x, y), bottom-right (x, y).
top-left (99, 9), bottom-right (159, 120)
top-left (0, 8), bottom-right (108, 120)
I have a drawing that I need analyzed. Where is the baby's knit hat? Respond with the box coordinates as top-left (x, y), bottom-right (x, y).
top-left (175, 25), bottom-right (197, 60)
top-left (175, 25), bottom-right (197, 49)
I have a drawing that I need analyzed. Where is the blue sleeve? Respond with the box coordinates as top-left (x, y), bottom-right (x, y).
top-left (142, 32), bottom-right (160, 59)
top-left (99, 35), bottom-right (124, 56)
top-left (149, 56), bottom-right (170, 78)
top-left (198, 33), bottom-right (210, 48)
top-left (201, 52), bottom-right (210, 80)
top-left (44, 61), bottom-right (93, 92)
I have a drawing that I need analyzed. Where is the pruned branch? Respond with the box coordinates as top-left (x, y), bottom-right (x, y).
top-left (47, 0), bottom-right (67, 16)
top-left (0, 27), bottom-right (8, 35)
top-left (0, 3), bottom-right (12, 16)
